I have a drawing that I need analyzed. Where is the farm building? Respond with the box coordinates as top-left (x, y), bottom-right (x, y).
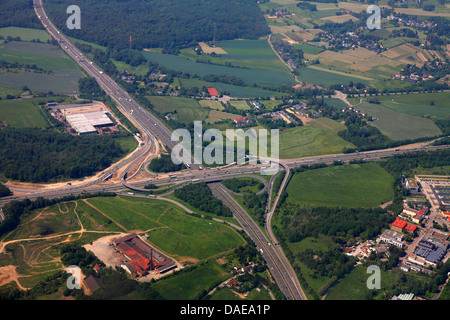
top-left (234, 117), bottom-right (249, 126)
top-left (207, 88), bottom-right (219, 97)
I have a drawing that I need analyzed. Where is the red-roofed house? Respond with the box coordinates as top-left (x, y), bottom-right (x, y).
top-left (405, 223), bottom-right (418, 235)
top-left (392, 218), bottom-right (407, 233)
top-left (234, 117), bottom-right (249, 126)
top-left (207, 88), bottom-right (219, 96)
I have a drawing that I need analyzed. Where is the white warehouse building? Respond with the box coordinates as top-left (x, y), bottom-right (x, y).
top-left (66, 111), bottom-right (114, 135)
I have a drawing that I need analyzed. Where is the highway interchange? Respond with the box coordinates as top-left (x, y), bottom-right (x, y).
top-left (2, 0), bottom-right (449, 300)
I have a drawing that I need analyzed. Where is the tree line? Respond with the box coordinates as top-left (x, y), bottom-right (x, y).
top-left (0, 128), bottom-right (127, 182)
top-left (174, 183), bottom-right (232, 217)
top-left (45, 0), bottom-right (270, 50)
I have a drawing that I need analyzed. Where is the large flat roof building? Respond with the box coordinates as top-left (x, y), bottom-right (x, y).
top-left (66, 111), bottom-right (114, 135)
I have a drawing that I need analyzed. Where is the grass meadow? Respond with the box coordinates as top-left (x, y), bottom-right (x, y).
top-left (353, 101), bottom-right (443, 141)
top-left (279, 118), bottom-right (355, 159)
top-left (285, 162), bottom-right (395, 208)
top-left (84, 196), bottom-right (245, 261)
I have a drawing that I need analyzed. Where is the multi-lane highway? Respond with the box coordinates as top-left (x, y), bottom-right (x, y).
top-left (209, 182), bottom-right (307, 300)
top-left (5, 0), bottom-right (448, 301)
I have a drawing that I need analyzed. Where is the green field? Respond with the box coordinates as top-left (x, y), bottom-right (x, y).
top-left (0, 41), bottom-right (84, 94)
top-left (85, 196), bottom-right (245, 261)
top-left (198, 99), bottom-right (225, 110)
top-left (279, 118), bottom-right (355, 159)
top-left (354, 101), bottom-right (443, 141)
top-left (179, 77), bottom-right (281, 98)
top-left (181, 39), bottom-right (291, 74)
top-left (152, 259), bottom-right (230, 300)
top-left (0, 27), bottom-right (49, 42)
top-left (147, 96), bottom-right (209, 125)
top-left (285, 162), bottom-right (395, 208)
top-left (296, 66), bottom-right (371, 87)
top-left (374, 92), bottom-right (450, 120)
top-left (142, 50), bottom-right (295, 86)
top-left (0, 98), bottom-right (53, 128)
top-left (229, 100), bottom-right (251, 110)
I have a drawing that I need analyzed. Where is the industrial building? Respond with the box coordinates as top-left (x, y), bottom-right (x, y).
top-left (66, 111), bottom-right (114, 135)
top-left (112, 233), bottom-right (177, 277)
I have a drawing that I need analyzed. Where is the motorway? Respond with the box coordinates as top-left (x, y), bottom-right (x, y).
top-left (209, 182), bottom-right (306, 300)
top-left (4, 0), bottom-right (448, 300)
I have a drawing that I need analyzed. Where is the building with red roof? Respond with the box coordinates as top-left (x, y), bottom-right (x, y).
top-left (207, 88), bottom-right (219, 96)
top-left (391, 218), bottom-right (407, 233)
top-left (234, 117), bottom-right (249, 126)
top-left (405, 223), bottom-right (418, 235)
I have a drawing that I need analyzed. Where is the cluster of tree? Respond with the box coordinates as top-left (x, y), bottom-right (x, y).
top-left (174, 182), bottom-right (232, 217)
top-left (221, 178), bottom-right (264, 194)
top-left (297, 246), bottom-right (356, 281)
top-left (148, 154), bottom-right (183, 173)
top-left (363, 257), bottom-right (450, 299)
top-left (60, 244), bottom-right (103, 274)
top-left (0, 183), bottom-right (11, 198)
top-left (391, 28), bottom-right (418, 38)
top-left (296, 2), bottom-right (318, 11)
top-left (258, 116), bottom-right (289, 130)
top-left (0, 0), bottom-right (43, 30)
top-left (45, 0), bottom-right (270, 50)
top-left (243, 192), bottom-right (268, 227)
top-left (380, 149), bottom-right (450, 178)
top-left (0, 128), bottom-right (127, 182)
top-left (338, 113), bottom-right (391, 150)
top-left (0, 59), bottom-right (47, 74)
top-left (279, 204), bottom-right (394, 243)
top-left (270, 37), bottom-right (305, 68)
top-left (78, 77), bottom-right (106, 100)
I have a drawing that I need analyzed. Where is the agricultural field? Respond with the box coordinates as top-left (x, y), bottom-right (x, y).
top-left (147, 96), bottom-right (209, 125)
top-left (142, 50), bottom-right (295, 87)
top-left (84, 196), bottom-right (246, 261)
top-left (278, 118), bottom-right (356, 159)
top-left (178, 77), bottom-right (281, 98)
top-left (151, 259), bottom-right (230, 300)
top-left (296, 66), bottom-right (371, 87)
top-left (229, 100), bottom-right (251, 110)
top-left (285, 162), bottom-right (395, 208)
top-left (374, 92), bottom-right (450, 120)
top-left (0, 27), bottom-right (49, 42)
top-left (198, 99), bottom-right (225, 110)
top-left (353, 101), bottom-right (443, 141)
top-left (0, 96), bottom-right (75, 129)
top-left (205, 110), bottom-right (241, 124)
top-left (0, 40), bottom-right (84, 94)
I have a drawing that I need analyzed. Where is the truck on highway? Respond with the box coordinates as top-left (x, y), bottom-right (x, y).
top-left (192, 179), bottom-right (200, 183)
top-left (128, 192), bottom-right (135, 195)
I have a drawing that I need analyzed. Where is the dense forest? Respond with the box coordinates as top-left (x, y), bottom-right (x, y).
top-left (174, 182), bottom-right (232, 217)
top-left (0, 128), bottom-right (127, 182)
top-left (0, 0), bottom-right (44, 30)
top-left (45, 0), bottom-right (270, 50)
